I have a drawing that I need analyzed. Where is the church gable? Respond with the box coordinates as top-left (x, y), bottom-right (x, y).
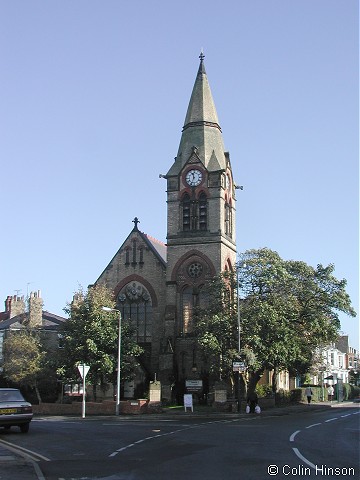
top-left (96, 218), bottom-right (166, 288)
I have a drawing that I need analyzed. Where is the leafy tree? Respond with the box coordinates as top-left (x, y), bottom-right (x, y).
top-left (57, 285), bottom-right (143, 400)
top-left (238, 248), bottom-right (356, 394)
top-left (194, 271), bottom-right (239, 389)
top-left (3, 330), bottom-right (45, 403)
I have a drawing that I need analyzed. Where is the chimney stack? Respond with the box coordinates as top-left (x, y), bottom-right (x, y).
top-left (8, 295), bottom-right (26, 318)
top-left (28, 290), bottom-right (43, 327)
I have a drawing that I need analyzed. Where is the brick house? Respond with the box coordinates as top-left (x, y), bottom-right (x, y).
top-left (0, 291), bottom-right (67, 375)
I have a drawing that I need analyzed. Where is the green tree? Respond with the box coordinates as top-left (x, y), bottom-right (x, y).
top-left (238, 248), bottom-right (356, 394)
top-left (57, 284), bottom-right (143, 400)
top-left (3, 330), bottom-right (45, 403)
top-left (194, 271), bottom-right (239, 389)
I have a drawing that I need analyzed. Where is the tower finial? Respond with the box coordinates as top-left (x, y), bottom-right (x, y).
top-left (199, 49), bottom-right (205, 62)
top-left (132, 217), bottom-right (140, 230)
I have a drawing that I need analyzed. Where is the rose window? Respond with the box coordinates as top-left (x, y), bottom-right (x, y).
top-left (187, 262), bottom-right (203, 278)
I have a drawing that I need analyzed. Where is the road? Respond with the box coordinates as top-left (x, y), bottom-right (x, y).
top-left (0, 403), bottom-right (359, 480)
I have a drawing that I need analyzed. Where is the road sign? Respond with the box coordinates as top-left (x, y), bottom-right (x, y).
top-left (78, 364), bottom-right (90, 379)
top-left (233, 361), bottom-right (246, 372)
top-left (77, 364), bottom-right (90, 419)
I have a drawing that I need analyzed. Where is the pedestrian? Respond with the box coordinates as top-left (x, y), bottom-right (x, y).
top-left (246, 391), bottom-right (259, 413)
top-left (327, 385), bottom-right (334, 401)
top-left (305, 386), bottom-right (313, 404)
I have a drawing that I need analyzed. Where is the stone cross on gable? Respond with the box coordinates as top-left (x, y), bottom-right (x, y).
top-left (132, 217), bottom-right (140, 230)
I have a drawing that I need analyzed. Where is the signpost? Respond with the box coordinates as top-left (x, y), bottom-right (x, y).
top-left (77, 364), bottom-right (90, 418)
top-left (233, 360), bottom-right (246, 413)
top-left (185, 379), bottom-right (203, 392)
top-left (232, 361), bottom-right (246, 373)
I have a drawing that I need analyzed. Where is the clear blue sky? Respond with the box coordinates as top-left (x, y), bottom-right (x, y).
top-left (1, 1), bottom-right (358, 349)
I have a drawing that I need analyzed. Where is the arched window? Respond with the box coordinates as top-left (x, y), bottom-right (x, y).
top-left (117, 282), bottom-right (152, 343)
top-left (224, 199), bottom-right (232, 236)
top-left (181, 285), bottom-right (208, 335)
top-left (182, 193), bottom-right (191, 231)
top-left (181, 192), bottom-right (208, 232)
top-left (198, 192), bottom-right (207, 230)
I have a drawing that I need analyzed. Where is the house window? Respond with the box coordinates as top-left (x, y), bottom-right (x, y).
top-left (117, 282), bottom-right (152, 343)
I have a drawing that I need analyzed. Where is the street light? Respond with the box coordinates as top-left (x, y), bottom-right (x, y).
top-left (236, 261), bottom-right (245, 412)
top-left (102, 306), bottom-right (122, 416)
top-left (236, 265), bottom-right (241, 354)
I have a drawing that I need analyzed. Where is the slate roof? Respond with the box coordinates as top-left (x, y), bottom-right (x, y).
top-left (0, 311), bottom-right (67, 330)
top-left (143, 233), bottom-right (167, 265)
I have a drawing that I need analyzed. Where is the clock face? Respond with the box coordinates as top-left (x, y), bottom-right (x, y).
top-left (186, 169), bottom-right (202, 187)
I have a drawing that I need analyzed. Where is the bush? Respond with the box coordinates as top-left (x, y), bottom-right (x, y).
top-left (343, 383), bottom-right (351, 400)
top-left (275, 388), bottom-right (291, 405)
top-left (351, 385), bottom-right (360, 399)
top-left (290, 388), bottom-right (302, 403)
top-left (343, 384), bottom-right (360, 400)
top-left (256, 384), bottom-right (273, 398)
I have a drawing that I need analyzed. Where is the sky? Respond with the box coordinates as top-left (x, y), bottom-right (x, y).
top-left (0, 1), bottom-right (358, 349)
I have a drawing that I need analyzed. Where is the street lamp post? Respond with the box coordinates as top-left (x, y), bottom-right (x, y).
top-left (102, 306), bottom-right (122, 416)
top-left (237, 265), bottom-right (241, 354)
top-left (236, 263), bottom-right (242, 412)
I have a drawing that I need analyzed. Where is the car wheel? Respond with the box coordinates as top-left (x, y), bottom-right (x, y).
top-left (20, 423), bottom-right (30, 433)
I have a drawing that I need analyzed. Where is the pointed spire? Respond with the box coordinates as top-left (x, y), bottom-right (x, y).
top-left (167, 53), bottom-right (227, 176)
top-left (198, 49), bottom-right (206, 74)
top-left (183, 51), bottom-right (220, 130)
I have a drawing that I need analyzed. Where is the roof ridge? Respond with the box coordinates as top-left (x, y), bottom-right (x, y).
top-left (144, 233), bottom-right (166, 246)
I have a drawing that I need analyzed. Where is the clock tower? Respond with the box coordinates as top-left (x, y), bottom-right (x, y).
top-left (160, 53), bottom-right (237, 397)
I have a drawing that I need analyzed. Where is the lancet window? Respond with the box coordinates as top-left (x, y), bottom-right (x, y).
top-left (117, 282), bottom-right (152, 343)
top-left (181, 192), bottom-right (208, 231)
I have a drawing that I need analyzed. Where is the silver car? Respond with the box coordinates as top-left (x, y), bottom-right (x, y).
top-left (0, 388), bottom-right (33, 433)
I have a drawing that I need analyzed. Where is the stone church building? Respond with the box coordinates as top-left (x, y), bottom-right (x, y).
top-left (94, 54), bottom-right (239, 402)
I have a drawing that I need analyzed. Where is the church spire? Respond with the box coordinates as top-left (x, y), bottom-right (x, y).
top-left (167, 52), bottom-right (227, 176)
top-left (183, 51), bottom-right (221, 131)
top-left (198, 49), bottom-right (206, 74)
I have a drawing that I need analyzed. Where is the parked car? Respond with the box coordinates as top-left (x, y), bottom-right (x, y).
top-left (0, 388), bottom-right (33, 433)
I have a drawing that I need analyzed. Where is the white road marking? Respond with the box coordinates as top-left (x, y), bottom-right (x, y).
top-left (289, 430), bottom-right (301, 442)
top-left (292, 447), bottom-right (316, 470)
top-left (290, 408), bottom-right (359, 470)
top-left (108, 417), bottom-right (242, 457)
top-left (306, 423), bottom-right (321, 428)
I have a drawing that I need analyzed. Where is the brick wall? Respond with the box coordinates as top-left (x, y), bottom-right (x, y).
top-left (32, 400), bottom-right (163, 416)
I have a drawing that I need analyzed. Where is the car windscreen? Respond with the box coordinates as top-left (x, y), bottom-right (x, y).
top-left (0, 390), bottom-right (25, 402)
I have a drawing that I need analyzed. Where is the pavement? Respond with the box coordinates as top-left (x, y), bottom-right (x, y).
top-left (0, 401), bottom-right (358, 480)
top-left (0, 445), bottom-right (44, 480)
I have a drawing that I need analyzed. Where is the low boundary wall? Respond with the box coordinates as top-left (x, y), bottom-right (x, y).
top-left (32, 400), bottom-right (163, 416)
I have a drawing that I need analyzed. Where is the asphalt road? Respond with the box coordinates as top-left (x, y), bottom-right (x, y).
top-left (0, 403), bottom-right (359, 480)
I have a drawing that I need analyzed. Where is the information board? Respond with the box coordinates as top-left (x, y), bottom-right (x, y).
top-left (184, 394), bottom-right (193, 412)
